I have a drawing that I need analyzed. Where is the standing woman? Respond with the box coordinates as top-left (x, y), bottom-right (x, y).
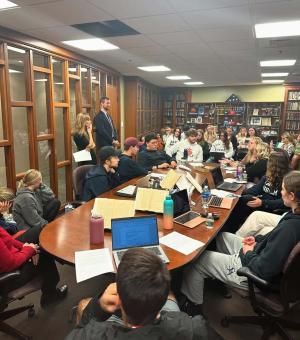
top-left (73, 113), bottom-right (97, 166)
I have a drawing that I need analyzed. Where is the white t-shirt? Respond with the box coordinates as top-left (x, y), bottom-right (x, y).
top-left (165, 135), bottom-right (180, 155)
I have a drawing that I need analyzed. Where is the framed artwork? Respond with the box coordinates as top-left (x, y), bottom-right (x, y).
top-left (250, 117), bottom-right (262, 126)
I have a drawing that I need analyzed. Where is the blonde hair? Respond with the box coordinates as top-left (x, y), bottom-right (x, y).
top-left (237, 127), bottom-right (247, 138)
top-left (0, 187), bottom-right (15, 202)
top-left (18, 169), bottom-right (42, 189)
top-left (256, 142), bottom-right (270, 160)
top-left (243, 137), bottom-right (263, 163)
top-left (282, 132), bottom-right (295, 144)
top-left (204, 125), bottom-right (217, 144)
top-left (74, 113), bottom-right (91, 135)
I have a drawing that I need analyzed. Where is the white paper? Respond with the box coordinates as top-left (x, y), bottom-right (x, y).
top-left (73, 149), bottom-right (92, 162)
top-left (176, 174), bottom-right (194, 193)
top-left (75, 249), bottom-right (115, 283)
top-left (224, 178), bottom-right (247, 184)
top-left (117, 185), bottom-right (136, 195)
top-left (211, 189), bottom-right (240, 198)
top-left (160, 231), bottom-right (204, 255)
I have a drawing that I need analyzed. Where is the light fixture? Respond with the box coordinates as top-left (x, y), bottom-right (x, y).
top-left (8, 69), bottom-right (21, 73)
top-left (62, 38), bottom-right (119, 51)
top-left (255, 20), bottom-right (300, 38)
top-left (184, 81), bottom-right (204, 85)
top-left (166, 75), bottom-right (191, 80)
top-left (81, 67), bottom-right (88, 72)
top-left (54, 82), bottom-right (64, 85)
top-left (0, 1), bottom-right (18, 11)
top-left (68, 67), bottom-right (77, 72)
top-left (262, 79), bottom-right (284, 84)
top-left (261, 72), bottom-right (289, 77)
top-left (7, 45), bottom-right (25, 54)
top-left (138, 65), bottom-right (171, 72)
top-left (260, 60), bottom-right (296, 67)
top-left (34, 79), bottom-right (48, 82)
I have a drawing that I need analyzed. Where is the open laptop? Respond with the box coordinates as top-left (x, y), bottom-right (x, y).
top-left (172, 189), bottom-right (206, 228)
top-left (202, 178), bottom-right (234, 209)
top-left (111, 215), bottom-right (169, 267)
top-left (210, 152), bottom-right (225, 162)
top-left (211, 167), bottom-right (242, 192)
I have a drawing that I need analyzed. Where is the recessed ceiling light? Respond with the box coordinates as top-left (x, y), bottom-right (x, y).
top-left (138, 65), bottom-right (171, 72)
top-left (262, 79), bottom-right (284, 84)
top-left (7, 46), bottom-right (25, 54)
top-left (260, 60), bottom-right (296, 67)
top-left (0, 1), bottom-right (18, 11)
top-left (255, 20), bottom-right (300, 38)
top-left (183, 81), bottom-right (204, 85)
top-left (166, 75), bottom-right (191, 80)
top-left (62, 38), bottom-right (119, 51)
top-left (261, 72), bottom-right (289, 77)
top-left (8, 69), bottom-right (21, 73)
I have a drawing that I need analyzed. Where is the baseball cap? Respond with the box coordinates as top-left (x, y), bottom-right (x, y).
top-left (98, 146), bottom-right (119, 162)
top-left (124, 137), bottom-right (143, 148)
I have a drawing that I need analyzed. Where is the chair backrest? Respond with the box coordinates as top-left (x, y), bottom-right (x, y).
top-left (72, 165), bottom-right (94, 200)
top-left (281, 242), bottom-right (300, 305)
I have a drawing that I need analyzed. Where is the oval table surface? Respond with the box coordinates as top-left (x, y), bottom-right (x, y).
top-left (40, 165), bottom-right (243, 271)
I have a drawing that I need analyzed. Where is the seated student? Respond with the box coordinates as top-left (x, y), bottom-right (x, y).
top-left (165, 127), bottom-right (181, 156)
top-left (82, 146), bottom-right (120, 201)
top-left (162, 126), bottom-right (172, 144)
top-left (137, 133), bottom-right (177, 171)
top-left (226, 127), bottom-right (238, 156)
top-left (204, 125), bottom-right (217, 148)
top-left (223, 151), bottom-right (290, 233)
top-left (197, 129), bottom-right (210, 161)
top-left (66, 248), bottom-right (217, 340)
top-left (118, 137), bottom-right (148, 183)
top-left (0, 226), bottom-right (67, 308)
top-left (175, 129), bottom-right (203, 162)
top-left (208, 130), bottom-right (234, 161)
top-left (279, 132), bottom-right (295, 158)
top-left (291, 132), bottom-right (300, 169)
top-left (0, 188), bottom-right (18, 235)
top-left (180, 171), bottom-right (300, 316)
top-left (12, 169), bottom-right (60, 232)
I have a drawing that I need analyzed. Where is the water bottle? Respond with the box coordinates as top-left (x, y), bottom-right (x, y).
top-left (201, 185), bottom-right (211, 214)
top-left (64, 203), bottom-right (74, 213)
top-left (236, 165), bottom-right (243, 181)
top-left (90, 210), bottom-right (104, 244)
top-left (205, 213), bottom-right (214, 229)
top-left (163, 195), bottom-right (174, 230)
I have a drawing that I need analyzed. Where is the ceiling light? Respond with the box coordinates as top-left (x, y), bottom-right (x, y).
top-left (0, 1), bottom-right (18, 11)
top-left (261, 72), bottom-right (289, 77)
top-left (184, 81), bottom-right (204, 85)
top-left (166, 75), bottom-right (191, 80)
top-left (262, 79), bottom-right (284, 84)
top-left (255, 20), bottom-right (300, 38)
top-left (260, 60), bottom-right (296, 67)
top-left (62, 38), bottom-right (119, 51)
top-left (8, 69), bottom-right (21, 73)
top-left (7, 45), bottom-right (25, 54)
top-left (138, 65), bottom-right (171, 72)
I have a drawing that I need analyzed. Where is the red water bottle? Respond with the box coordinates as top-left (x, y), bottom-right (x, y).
top-left (90, 210), bottom-right (104, 244)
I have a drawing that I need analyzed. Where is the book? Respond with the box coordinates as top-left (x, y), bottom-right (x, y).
top-left (135, 188), bottom-right (169, 213)
top-left (160, 169), bottom-right (182, 190)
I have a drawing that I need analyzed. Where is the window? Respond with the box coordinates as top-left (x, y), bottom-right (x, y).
top-left (8, 46), bottom-right (27, 101)
top-left (53, 59), bottom-right (64, 102)
top-left (33, 52), bottom-right (49, 68)
top-left (55, 108), bottom-right (66, 162)
top-left (34, 72), bottom-right (50, 134)
top-left (0, 148), bottom-right (7, 186)
top-left (38, 140), bottom-right (51, 188)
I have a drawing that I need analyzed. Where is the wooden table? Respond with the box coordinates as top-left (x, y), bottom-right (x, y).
top-left (40, 167), bottom-right (243, 271)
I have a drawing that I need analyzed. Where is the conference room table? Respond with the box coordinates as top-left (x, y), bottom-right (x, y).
top-left (40, 164), bottom-right (244, 271)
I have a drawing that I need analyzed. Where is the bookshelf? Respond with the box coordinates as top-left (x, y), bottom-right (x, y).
top-left (283, 86), bottom-right (300, 135)
top-left (246, 102), bottom-right (282, 140)
top-left (215, 103), bottom-right (246, 132)
top-left (186, 103), bottom-right (217, 129)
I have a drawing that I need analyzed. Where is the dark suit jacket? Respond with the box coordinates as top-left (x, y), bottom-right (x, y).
top-left (93, 111), bottom-right (118, 149)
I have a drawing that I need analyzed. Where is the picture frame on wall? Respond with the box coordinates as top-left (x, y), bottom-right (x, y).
top-left (190, 118), bottom-right (197, 123)
top-left (250, 117), bottom-right (262, 126)
top-left (196, 116), bottom-right (203, 124)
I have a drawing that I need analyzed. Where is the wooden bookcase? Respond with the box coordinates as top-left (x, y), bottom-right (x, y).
top-left (282, 85), bottom-right (300, 135)
top-left (124, 77), bottom-right (161, 138)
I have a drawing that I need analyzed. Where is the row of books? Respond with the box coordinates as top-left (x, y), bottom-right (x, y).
top-left (251, 108), bottom-right (280, 116)
top-left (288, 91), bottom-right (300, 100)
top-left (287, 102), bottom-right (300, 110)
top-left (285, 121), bottom-right (300, 130)
top-left (286, 112), bottom-right (300, 120)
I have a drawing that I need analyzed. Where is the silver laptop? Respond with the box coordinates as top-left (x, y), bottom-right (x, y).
top-left (111, 215), bottom-right (169, 267)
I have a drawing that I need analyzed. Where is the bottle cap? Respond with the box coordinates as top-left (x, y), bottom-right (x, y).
top-left (166, 195), bottom-right (172, 200)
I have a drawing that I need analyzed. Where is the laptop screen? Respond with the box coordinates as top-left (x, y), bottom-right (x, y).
top-left (112, 215), bottom-right (159, 250)
top-left (171, 189), bottom-right (190, 218)
top-left (211, 167), bottom-right (224, 186)
top-left (210, 152), bottom-right (225, 162)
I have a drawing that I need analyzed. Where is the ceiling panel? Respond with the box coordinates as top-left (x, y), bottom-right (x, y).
top-left (149, 31), bottom-right (200, 45)
top-left (13, 0), bottom-right (61, 5)
top-left (197, 26), bottom-right (254, 43)
top-left (168, 0), bottom-right (248, 12)
top-left (105, 35), bottom-right (155, 49)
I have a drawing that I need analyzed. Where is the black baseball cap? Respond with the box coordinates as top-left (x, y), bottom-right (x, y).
top-left (99, 146), bottom-right (119, 162)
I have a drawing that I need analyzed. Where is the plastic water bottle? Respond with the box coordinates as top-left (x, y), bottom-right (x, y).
top-left (90, 210), bottom-right (104, 244)
top-left (64, 203), bottom-right (74, 213)
top-left (205, 213), bottom-right (214, 229)
top-left (201, 185), bottom-right (211, 214)
top-left (163, 195), bottom-right (174, 230)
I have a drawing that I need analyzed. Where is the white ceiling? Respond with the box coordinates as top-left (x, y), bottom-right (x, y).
top-left (1, 0), bottom-right (300, 87)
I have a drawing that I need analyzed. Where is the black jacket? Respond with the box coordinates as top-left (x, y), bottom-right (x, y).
top-left (73, 132), bottom-right (97, 166)
top-left (94, 111), bottom-right (118, 149)
top-left (240, 211), bottom-right (300, 281)
top-left (245, 158), bottom-right (268, 182)
top-left (137, 150), bottom-right (176, 171)
top-left (82, 165), bottom-right (120, 201)
top-left (118, 154), bottom-right (148, 184)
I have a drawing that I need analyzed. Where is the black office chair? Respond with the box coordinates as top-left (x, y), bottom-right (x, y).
top-left (72, 165), bottom-right (94, 201)
top-left (0, 270), bottom-right (42, 339)
top-left (221, 242), bottom-right (300, 340)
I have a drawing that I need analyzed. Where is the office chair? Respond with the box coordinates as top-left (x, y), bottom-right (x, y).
top-left (72, 165), bottom-right (94, 201)
top-left (0, 270), bottom-right (42, 340)
top-left (221, 242), bottom-right (300, 340)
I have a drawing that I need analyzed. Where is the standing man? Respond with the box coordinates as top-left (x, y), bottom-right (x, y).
top-left (94, 96), bottom-right (120, 151)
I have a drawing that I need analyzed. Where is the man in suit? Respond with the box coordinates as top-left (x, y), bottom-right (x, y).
top-left (94, 96), bottom-right (120, 150)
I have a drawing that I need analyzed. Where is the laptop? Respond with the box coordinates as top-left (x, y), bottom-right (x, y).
top-left (211, 167), bottom-right (242, 192)
top-left (111, 215), bottom-right (169, 267)
top-left (210, 152), bottom-right (225, 162)
top-left (172, 189), bottom-right (206, 228)
top-left (202, 178), bottom-right (234, 209)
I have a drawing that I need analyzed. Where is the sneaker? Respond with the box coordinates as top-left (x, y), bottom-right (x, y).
top-left (40, 284), bottom-right (68, 308)
top-left (178, 293), bottom-right (203, 317)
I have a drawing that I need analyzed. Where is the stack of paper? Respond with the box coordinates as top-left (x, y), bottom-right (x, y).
top-left (73, 150), bottom-right (92, 162)
top-left (160, 232), bottom-right (204, 255)
top-left (135, 188), bottom-right (168, 213)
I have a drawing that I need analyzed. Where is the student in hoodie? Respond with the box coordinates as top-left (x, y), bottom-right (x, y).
top-left (175, 129), bottom-right (203, 162)
top-left (0, 187), bottom-right (18, 235)
top-left (180, 170), bottom-right (300, 317)
top-left (82, 146), bottom-right (120, 201)
top-left (137, 133), bottom-right (177, 171)
top-left (66, 248), bottom-right (220, 340)
top-left (118, 137), bottom-right (148, 184)
top-left (12, 169), bottom-right (60, 233)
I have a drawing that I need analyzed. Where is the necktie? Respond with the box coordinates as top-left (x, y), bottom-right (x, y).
top-left (105, 113), bottom-right (116, 139)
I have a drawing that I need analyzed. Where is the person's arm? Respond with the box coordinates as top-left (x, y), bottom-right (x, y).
top-left (261, 198), bottom-right (285, 211)
top-left (137, 152), bottom-right (153, 171)
top-left (18, 197), bottom-right (48, 229)
top-left (175, 144), bottom-right (184, 161)
top-left (243, 176), bottom-right (265, 196)
top-left (195, 145), bottom-right (203, 162)
top-left (165, 151), bottom-right (176, 165)
top-left (124, 159), bottom-right (148, 178)
top-left (36, 183), bottom-right (55, 206)
top-left (73, 133), bottom-right (89, 151)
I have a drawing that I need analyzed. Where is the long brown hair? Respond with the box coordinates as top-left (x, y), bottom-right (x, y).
top-left (283, 171), bottom-right (300, 214)
top-left (266, 151), bottom-right (290, 188)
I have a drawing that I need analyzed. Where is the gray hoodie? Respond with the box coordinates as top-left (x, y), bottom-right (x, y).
top-left (12, 184), bottom-right (54, 230)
